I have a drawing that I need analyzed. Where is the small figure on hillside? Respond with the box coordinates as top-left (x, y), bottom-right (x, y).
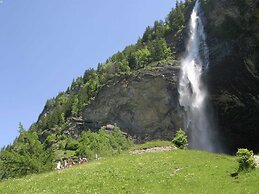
top-left (82, 157), bottom-right (88, 163)
top-left (79, 157), bottom-right (88, 164)
top-left (64, 160), bottom-right (68, 168)
top-left (56, 161), bottom-right (62, 170)
top-left (79, 157), bottom-right (84, 164)
top-left (68, 158), bottom-right (75, 167)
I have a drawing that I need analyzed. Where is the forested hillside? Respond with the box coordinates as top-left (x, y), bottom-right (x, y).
top-left (1, 0), bottom-right (258, 179)
top-left (0, 0), bottom-right (196, 179)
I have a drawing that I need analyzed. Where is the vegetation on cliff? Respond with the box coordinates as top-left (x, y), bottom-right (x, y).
top-left (0, 125), bottom-right (132, 179)
top-left (1, 0), bottom-right (259, 180)
top-left (0, 0), bottom-right (196, 179)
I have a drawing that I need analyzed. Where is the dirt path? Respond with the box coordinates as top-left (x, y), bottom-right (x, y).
top-left (254, 155), bottom-right (259, 168)
top-left (129, 146), bottom-right (176, 154)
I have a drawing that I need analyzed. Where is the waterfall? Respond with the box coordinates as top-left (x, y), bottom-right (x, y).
top-left (178, 0), bottom-right (219, 152)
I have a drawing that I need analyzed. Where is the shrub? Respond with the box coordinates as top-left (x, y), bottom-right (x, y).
top-left (65, 139), bottom-right (79, 151)
top-left (236, 148), bottom-right (256, 172)
top-left (109, 126), bottom-right (133, 151)
top-left (0, 130), bottom-right (53, 179)
top-left (172, 129), bottom-right (188, 149)
top-left (76, 126), bottom-right (132, 160)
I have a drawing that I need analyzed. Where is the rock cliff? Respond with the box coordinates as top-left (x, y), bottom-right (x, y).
top-left (80, 0), bottom-right (259, 152)
top-left (203, 0), bottom-right (259, 152)
top-left (34, 0), bottom-right (259, 153)
top-left (83, 64), bottom-right (182, 142)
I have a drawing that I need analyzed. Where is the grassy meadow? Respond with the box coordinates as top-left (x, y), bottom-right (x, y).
top-left (0, 143), bottom-right (259, 194)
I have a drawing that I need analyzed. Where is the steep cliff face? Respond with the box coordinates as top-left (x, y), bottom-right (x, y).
top-left (202, 0), bottom-right (259, 152)
top-left (3, 1), bottom-right (259, 181)
top-left (80, 0), bottom-right (259, 152)
top-left (83, 64), bottom-right (182, 142)
top-left (32, 0), bottom-right (259, 153)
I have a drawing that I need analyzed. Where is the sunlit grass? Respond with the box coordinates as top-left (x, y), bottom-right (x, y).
top-left (1, 148), bottom-right (259, 193)
top-left (130, 140), bottom-right (173, 151)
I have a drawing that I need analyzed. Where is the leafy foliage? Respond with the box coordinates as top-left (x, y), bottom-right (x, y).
top-left (76, 126), bottom-right (132, 160)
top-left (172, 129), bottom-right (188, 149)
top-left (236, 148), bottom-right (256, 172)
top-left (0, 124), bottom-right (53, 179)
top-left (1, 0), bottom-right (197, 179)
top-left (147, 38), bottom-right (172, 61)
top-left (65, 138), bottom-right (79, 151)
top-left (32, 1), bottom-right (193, 146)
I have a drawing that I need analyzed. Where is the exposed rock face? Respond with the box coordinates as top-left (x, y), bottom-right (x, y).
top-left (35, 0), bottom-right (258, 153)
top-left (82, 0), bottom-right (259, 152)
top-left (203, 0), bottom-right (259, 152)
top-left (83, 64), bottom-right (182, 142)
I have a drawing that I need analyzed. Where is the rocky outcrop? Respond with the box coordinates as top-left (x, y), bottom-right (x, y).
top-left (83, 64), bottom-right (182, 142)
top-left (82, 0), bottom-right (259, 152)
top-left (35, 0), bottom-right (258, 153)
top-left (203, 0), bottom-right (259, 152)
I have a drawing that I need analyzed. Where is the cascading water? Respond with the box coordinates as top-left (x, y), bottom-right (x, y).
top-left (178, 0), bottom-right (219, 152)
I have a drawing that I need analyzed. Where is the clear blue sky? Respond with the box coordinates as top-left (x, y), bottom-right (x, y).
top-left (0, 0), bottom-right (175, 148)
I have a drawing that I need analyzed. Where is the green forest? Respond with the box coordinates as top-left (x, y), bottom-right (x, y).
top-left (1, 0), bottom-right (258, 183)
top-left (0, 0), bottom-right (197, 179)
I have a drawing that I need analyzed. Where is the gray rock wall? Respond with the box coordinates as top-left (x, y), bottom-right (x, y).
top-left (204, 0), bottom-right (259, 152)
top-left (83, 66), bottom-right (182, 142)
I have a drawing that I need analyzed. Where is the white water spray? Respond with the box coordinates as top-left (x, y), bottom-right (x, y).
top-left (178, 0), bottom-right (218, 152)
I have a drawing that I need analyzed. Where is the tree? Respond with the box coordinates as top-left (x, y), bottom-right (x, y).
top-left (110, 52), bottom-right (130, 72)
top-left (142, 26), bottom-right (153, 42)
top-left (76, 131), bottom-right (95, 159)
top-left (109, 126), bottom-right (132, 151)
top-left (172, 129), bottom-right (188, 149)
top-left (72, 97), bottom-right (79, 116)
top-left (65, 138), bottom-right (79, 151)
top-left (114, 61), bottom-right (130, 73)
top-left (127, 53), bottom-right (138, 69)
top-left (135, 47), bottom-right (151, 68)
top-left (76, 127), bottom-right (132, 160)
top-left (18, 122), bottom-right (25, 133)
top-left (0, 129), bottom-right (53, 179)
top-left (83, 68), bottom-right (96, 83)
top-left (153, 20), bottom-right (166, 39)
top-left (97, 128), bottom-right (113, 156)
top-left (148, 38), bottom-right (172, 62)
top-left (167, 1), bottom-right (185, 33)
top-left (236, 148), bottom-right (256, 172)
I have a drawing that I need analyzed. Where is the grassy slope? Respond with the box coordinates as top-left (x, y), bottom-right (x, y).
top-left (1, 149), bottom-right (259, 194)
top-left (129, 140), bottom-right (173, 151)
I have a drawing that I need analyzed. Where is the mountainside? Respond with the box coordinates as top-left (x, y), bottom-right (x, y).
top-left (31, 0), bottom-right (196, 154)
top-left (1, 0), bottom-right (259, 179)
top-left (203, 0), bottom-right (259, 152)
top-left (83, 64), bottom-right (181, 142)
top-left (71, 0), bottom-right (259, 152)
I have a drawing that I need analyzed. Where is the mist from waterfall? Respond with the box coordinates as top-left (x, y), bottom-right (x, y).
top-left (178, 0), bottom-right (220, 152)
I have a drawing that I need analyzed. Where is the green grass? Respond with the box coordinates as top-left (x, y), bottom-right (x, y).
top-left (130, 140), bottom-right (173, 151)
top-left (1, 149), bottom-right (259, 193)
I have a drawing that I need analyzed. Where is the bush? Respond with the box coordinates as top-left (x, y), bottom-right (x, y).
top-left (76, 126), bottom-right (132, 160)
top-left (172, 129), bottom-right (188, 149)
top-left (109, 126), bottom-right (132, 151)
top-left (65, 139), bottom-right (79, 151)
top-left (0, 130), bottom-right (53, 179)
top-left (236, 148), bottom-right (256, 172)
